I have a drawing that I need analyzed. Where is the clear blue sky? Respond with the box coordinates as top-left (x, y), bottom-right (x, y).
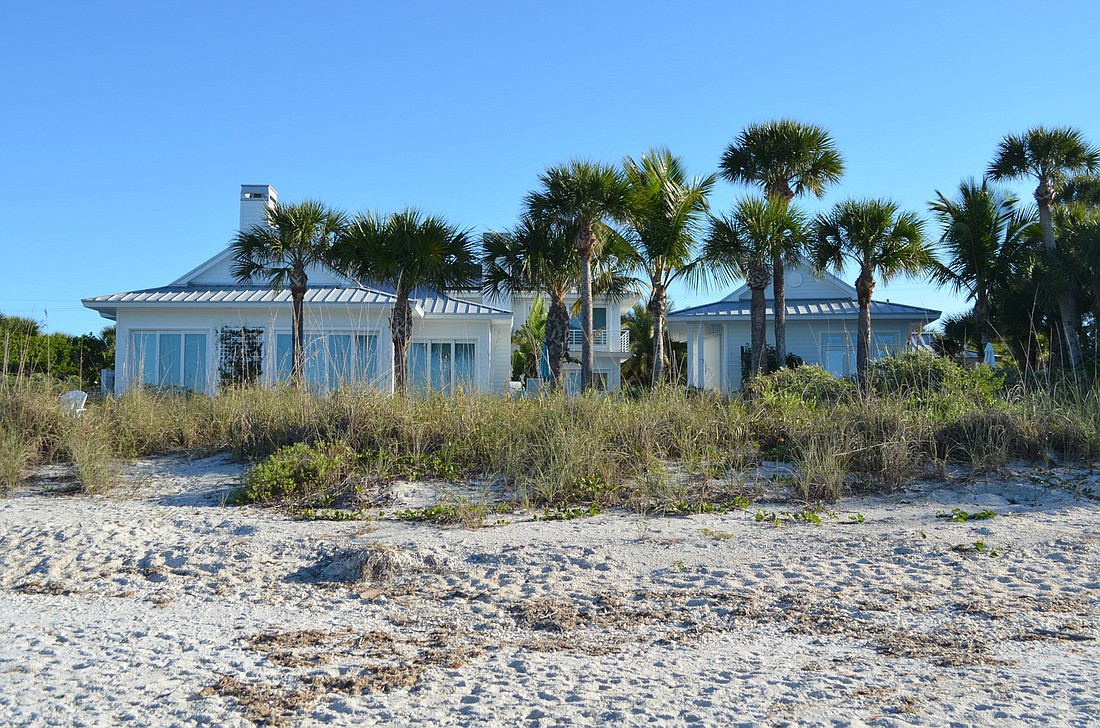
top-left (3, 1), bottom-right (1099, 336)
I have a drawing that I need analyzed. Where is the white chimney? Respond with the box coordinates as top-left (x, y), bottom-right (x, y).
top-left (239, 184), bottom-right (278, 232)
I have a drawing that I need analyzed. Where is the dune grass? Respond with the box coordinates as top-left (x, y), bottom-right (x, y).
top-left (2, 353), bottom-right (1098, 503)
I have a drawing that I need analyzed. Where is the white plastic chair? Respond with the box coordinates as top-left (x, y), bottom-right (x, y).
top-left (59, 390), bottom-right (88, 416)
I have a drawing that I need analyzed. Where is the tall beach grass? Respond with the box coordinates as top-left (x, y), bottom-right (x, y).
top-left (2, 352), bottom-right (1097, 503)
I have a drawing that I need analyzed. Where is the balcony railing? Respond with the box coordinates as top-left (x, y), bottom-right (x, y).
top-left (566, 329), bottom-right (631, 352)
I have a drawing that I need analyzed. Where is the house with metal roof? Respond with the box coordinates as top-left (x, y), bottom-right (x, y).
top-left (83, 185), bottom-right (515, 396)
top-left (666, 263), bottom-right (941, 391)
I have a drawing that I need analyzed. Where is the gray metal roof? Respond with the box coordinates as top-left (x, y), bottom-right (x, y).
top-left (83, 285), bottom-right (399, 307)
top-left (667, 297), bottom-right (941, 320)
top-left (82, 286), bottom-right (511, 318)
top-left (419, 296), bottom-right (510, 316)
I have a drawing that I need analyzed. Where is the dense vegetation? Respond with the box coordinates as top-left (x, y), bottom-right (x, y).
top-left (3, 354), bottom-right (1097, 507)
top-left (0, 314), bottom-right (113, 390)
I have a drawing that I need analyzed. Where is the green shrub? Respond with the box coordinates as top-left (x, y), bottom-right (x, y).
top-left (238, 441), bottom-right (359, 507)
top-left (743, 365), bottom-right (856, 407)
top-left (868, 351), bottom-right (1004, 407)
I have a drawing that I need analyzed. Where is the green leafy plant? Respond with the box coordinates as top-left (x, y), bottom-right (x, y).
top-left (292, 507), bottom-right (370, 521)
top-left (938, 508), bottom-right (997, 523)
top-left (536, 503), bottom-right (603, 521)
top-left (238, 441), bottom-right (358, 507)
top-left (397, 500), bottom-right (512, 529)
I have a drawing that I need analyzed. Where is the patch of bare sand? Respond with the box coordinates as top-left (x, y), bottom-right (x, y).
top-left (0, 454), bottom-right (1097, 726)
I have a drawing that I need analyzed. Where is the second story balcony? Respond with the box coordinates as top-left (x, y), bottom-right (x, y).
top-left (566, 329), bottom-right (631, 353)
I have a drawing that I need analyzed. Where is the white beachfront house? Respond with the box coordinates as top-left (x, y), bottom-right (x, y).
top-left (83, 184), bottom-right (634, 396)
top-left (666, 263), bottom-right (941, 391)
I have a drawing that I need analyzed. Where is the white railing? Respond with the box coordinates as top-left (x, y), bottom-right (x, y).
top-left (566, 329), bottom-right (631, 352)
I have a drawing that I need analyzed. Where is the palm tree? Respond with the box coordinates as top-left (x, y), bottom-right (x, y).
top-left (622, 147), bottom-right (715, 386)
top-left (230, 200), bottom-right (347, 386)
top-left (719, 120), bottom-right (845, 364)
top-left (929, 179), bottom-right (1039, 353)
top-left (510, 294), bottom-right (548, 382)
top-left (526, 160), bottom-right (629, 391)
top-left (332, 209), bottom-right (478, 394)
top-left (703, 197), bottom-right (808, 379)
top-left (812, 199), bottom-right (931, 390)
top-left (987, 126), bottom-right (1100, 367)
top-left (482, 215), bottom-right (579, 390)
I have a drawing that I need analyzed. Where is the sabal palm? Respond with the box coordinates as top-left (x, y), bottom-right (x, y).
top-left (623, 147), bottom-right (715, 386)
top-left (987, 126), bottom-right (1100, 367)
top-left (812, 199), bottom-right (930, 389)
top-left (230, 200), bottom-right (347, 386)
top-left (526, 160), bottom-right (629, 391)
top-left (482, 215), bottom-right (580, 390)
top-left (929, 179), bottom-right (1039, 352)
top-left (720, 120), bottom-right (845, 364)
top-left (1050, 204), bottom-right (1100, 348)
top-left (333, 209), bottom-right (478, 394)
top-left (704, 197), bottom-right (808, 379)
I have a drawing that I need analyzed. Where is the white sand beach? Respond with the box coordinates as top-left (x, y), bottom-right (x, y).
top-left (0, 455), bottom-right (1097, 726)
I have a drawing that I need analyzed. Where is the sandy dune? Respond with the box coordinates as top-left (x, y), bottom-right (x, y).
top-left (0, 454), bottom-right (1097, 726)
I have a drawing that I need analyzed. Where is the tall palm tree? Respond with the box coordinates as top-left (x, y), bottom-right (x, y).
top-left (719, 120), bottom-right (845, 364)
top-left (987, 125), bottom-right (1100, 367)
top-left (230, 200), bottom-right (347, 386)
top-left (482, 215), bottom-right (579, 390)
top-left (526, 160), bottom-right (629, 391)
top-left (332, 209), bottom-right (478, 394)
top-left (812, 199), bottom-right (931, 390)
top-left (703, 197), bottom-right (808, 379)
top-left (622, 147), bottom-right (715, 386)
top-left (929, 179), bottom-right (1039, 353)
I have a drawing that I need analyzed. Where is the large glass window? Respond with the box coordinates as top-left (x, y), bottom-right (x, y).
top-left (409, 340), bottom-right (476, 394)
top-left (565, 370), bottom-right (609, 394)
top-left (873, 333), bottom-right (900, 359)
top-left (275, 332), bottom-right (379, 389)
top-left (133, 331), bottom-right (207, 391)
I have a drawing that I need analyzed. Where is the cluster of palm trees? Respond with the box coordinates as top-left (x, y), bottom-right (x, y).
top-left (935, 128), bottom-right (1100, 370)
top-left (230, 204), bottom-right (479, 392)
top-left (230, 121), bottom-right (1099, 395)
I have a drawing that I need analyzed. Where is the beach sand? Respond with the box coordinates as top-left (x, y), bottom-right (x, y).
top-left (0, 454), bottom-right (1097, 726)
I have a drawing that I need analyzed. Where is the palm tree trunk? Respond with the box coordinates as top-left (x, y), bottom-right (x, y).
top-left (750, 283), bottom-right (766, 378)
top-left (772, 258), bottom-right (786, 367)
top-left (290, 268), bottom-right (307, 388)
top-left (855, 269), bottom-right (874, 391)
top-left (1037, 187), bottom-right (1083, 368)
top-left (649, 284), bottom-right (667, 387)
top-left (576, 222), bottom-right (597, 392)
top-left (744, 258), bottom-right (771, 379)
top-left (391, 291), bottom-right (413, 394)
top-left (546, 293), bottom-right (569, 390)
top-left (975, 294), bottom-right (992, 353)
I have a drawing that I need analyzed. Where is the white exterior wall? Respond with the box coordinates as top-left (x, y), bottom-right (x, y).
top-left (114, 304), bottom-right (395, 395)
top-left (489, 322), bottom-right (512, 393)
top-left (113, 304), bottom-right (504, 396)
top-left (675, 317), bottom-right (923, 392)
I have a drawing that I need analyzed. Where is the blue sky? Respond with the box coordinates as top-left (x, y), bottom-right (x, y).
top-left (3, 1), bottom-right (1099, 336)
